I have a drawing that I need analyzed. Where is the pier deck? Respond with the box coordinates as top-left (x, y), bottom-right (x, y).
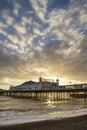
top-left (1, 88), bottom-right (87, 100)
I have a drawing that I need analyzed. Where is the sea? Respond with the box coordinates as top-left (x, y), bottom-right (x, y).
top-left (0, 95), bottom-right (87, 126)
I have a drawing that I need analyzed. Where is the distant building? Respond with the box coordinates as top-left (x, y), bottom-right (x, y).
top-left (65, 84), bottom-right (87, 89)
top-left (73, 84), bottom-right (84, 89)
top-left (10, 77), bottom-right (60, 91)
top-left (83, 84), bottom-right (87, 88)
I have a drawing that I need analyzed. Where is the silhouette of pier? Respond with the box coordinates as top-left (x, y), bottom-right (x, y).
top-left (1, 88), bottom-right (87, 101)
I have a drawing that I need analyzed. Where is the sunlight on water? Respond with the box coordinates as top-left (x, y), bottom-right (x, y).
top-left (0, 95), bottom-right (87, 125)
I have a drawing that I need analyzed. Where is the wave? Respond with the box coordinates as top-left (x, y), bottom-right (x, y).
top-left (0, 108), bottom-right (87, 126)
top-left (0, 100), bottom-right (10, 102)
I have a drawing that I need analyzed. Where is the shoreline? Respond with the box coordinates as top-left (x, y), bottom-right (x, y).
top-left (0, 114), bottom-right (87, 130)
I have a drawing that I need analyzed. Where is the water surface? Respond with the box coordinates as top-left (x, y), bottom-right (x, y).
top-left (0, 96), bottom-right (87, 125)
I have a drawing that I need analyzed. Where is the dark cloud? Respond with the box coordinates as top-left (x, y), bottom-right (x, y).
top-left (39, 37), bottom-right (87, 82)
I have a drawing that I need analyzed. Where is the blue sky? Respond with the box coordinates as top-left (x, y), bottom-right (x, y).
top-left (0, 0), bottom-right (87, 89)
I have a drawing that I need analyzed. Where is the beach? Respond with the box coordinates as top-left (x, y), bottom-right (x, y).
top-left (0, 114), bottom-right (87, 130)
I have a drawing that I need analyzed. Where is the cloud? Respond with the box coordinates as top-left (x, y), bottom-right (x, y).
top-left (0, 41), bottom-right (18, 50)
top-left (13, 1), bottom-right (21, 16)
top-left (13, 23), bottom-right (26, 34)
top-left (39, 36), bottom-right (87, 82)
top-left (0, 45), bottom-right (27, 77)
top-left (21, 16), bottom-right (32, 26)
top-left (27, 34), bottom-right (37, 45)
top-left (30, 0), bottom-right (48, 22)
top-left (80, 13), bottom-right (87, 24)
top-left (0, 21), bottom-right (8, 29)
top-left (7, 34), bottom-right (19, 44)
top-left (0, 0), bottom-right (87, 88)
top-left (33, 28), bottom-right (41, 35)
top-left (1, 10), bottom-right (14, 26)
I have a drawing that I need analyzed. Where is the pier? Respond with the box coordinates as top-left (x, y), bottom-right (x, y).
top-left (1, 88), bottom-right (87, 101)
top-left (0, 77), bottom-right (87, 101)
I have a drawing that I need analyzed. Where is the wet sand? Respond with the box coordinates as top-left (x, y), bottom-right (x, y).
top-left (0, 115), bottom-right (87, 130)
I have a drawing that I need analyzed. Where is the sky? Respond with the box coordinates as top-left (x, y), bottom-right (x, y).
top-left (0, 0), bottom-right (87, 89)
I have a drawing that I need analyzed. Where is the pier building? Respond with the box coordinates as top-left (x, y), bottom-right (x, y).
top-left (10, 77), bottom-right (60, 91)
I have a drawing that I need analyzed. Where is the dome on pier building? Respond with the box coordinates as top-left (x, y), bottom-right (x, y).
top-left (56, 79), bottom-right (59, 86)
top-left (39, 77), bottom-right (42, 82)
